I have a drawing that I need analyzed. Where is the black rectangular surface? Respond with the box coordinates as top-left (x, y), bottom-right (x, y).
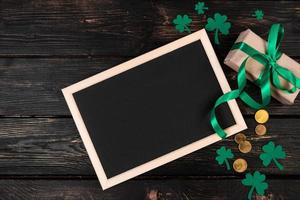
top-left (73, 40), bottom-right (235, 178)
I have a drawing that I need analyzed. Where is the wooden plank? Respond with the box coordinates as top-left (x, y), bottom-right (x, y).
top-left (0, 57), bottom-right (123, 115)
top-left (0, 178), bottom-right (298, 200)
top-left (1, 57), bottom-right (300, 116)
top-left (0, 117), bottom-right (298, 176)
top-left (0, 1), bottom-right (299, 57)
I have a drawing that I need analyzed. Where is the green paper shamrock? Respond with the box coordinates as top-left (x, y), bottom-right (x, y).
top-left (215, 146), bottom-right (234, 170)
top-left (259, 141), bottom-right (286, 170)
top-left (252, 9), bottom-right (264, 20)
top-left (205, 13), bottom-right (231, 45)
top-left (173, 15), bottom-right (192, 33)
top-left (242, 171), bottom-right (268, 200)
top-left (195, 2), bottom-right (208, 15)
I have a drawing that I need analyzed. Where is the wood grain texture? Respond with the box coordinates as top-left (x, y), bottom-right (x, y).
top-left (0, 0), bottom-right (299, 198)
top-left (0, 117), bottom-right (298, 176)
top-left (0, 0), bottom-right (299, 57)
top-left (0, 57), bottom-right (123, 115)
top-left (0, 179), bottom-right (298, 200)
top-left (1, 58), bottom-right (300, 116)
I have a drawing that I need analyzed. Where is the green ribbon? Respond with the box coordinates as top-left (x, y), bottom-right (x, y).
top-left (211, 24), bottom-right (300, 139)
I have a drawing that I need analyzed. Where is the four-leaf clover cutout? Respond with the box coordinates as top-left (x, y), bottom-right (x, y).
top-left (215, 146), bottom-right (234, 170)
top-left (205, 13), bottom-right (231, 45)
top-left (173, 15), bottom-right (192, 33)
top-left (195, 2), bottom-right (208, 15)
top-left (260, 141), bottom-right (286, 170)
top-left (242, 171), bottom-right (268, 200)
top-left (252, 9), bottom-right (264, 20)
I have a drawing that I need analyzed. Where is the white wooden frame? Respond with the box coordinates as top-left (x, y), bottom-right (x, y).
top-left (62, 29), bottom-right (247, 190)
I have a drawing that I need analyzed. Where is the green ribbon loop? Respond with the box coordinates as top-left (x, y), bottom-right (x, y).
top-left (211, 24), bottom-right (300, 139)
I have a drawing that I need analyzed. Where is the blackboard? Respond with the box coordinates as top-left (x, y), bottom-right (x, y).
top-left (62, 29), bottom-right (246, 190)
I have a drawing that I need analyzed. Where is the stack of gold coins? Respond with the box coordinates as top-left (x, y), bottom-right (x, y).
top-left (254, 109), bottom-right (269, 136)
top-left (230, 109), bottom-right (270, 174)
top-left (234, 133), bottom-right (252, 154)
top-left (233, 133), bottom-right (251, 173)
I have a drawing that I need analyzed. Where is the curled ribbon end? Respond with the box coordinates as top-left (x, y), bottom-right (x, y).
top-left (220, 133), bottom-right (226, 140)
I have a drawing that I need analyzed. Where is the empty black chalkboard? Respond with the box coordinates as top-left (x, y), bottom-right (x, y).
top-left (63, 29), bottom-right (246, 189)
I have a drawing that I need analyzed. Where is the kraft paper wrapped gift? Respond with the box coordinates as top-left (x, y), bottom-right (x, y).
top-left (224, 29), bottom-right (300, 105)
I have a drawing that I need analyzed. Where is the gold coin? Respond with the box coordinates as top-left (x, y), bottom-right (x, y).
top-left (255, 109), bottom-right (269, 124)
top-left (234, 133), bottom-right (247, 144)
top-left (233, 158), bottom-right (248, 173)
top-left (255, 124), bottom-right (267, 136)
top-left (238, 140), bottom-right (252, 153)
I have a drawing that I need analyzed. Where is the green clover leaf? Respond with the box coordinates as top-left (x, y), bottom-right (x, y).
top-left (195, 2), bottom-right (208, 15)
top-left (173, 15), bottom-right (192, 33)
top-left (242, 171), bottom-right (268, 200)
top-left (215, 146), bottom-right (234, 170)
top-left (252, 9), bottom-right (264, 21)
top-left (205, 13), bottom-right (231, 45)
top-left (259, 141), bottom-right (286, 170)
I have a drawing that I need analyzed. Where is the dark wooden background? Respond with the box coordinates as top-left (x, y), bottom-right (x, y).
top-left (0, 0), bottom-right (299, 199)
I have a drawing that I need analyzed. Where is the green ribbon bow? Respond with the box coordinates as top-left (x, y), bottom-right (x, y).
top-left (211, 24), bottom-right (300, 139)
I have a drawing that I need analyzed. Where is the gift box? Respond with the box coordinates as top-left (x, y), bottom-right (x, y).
top-left (224, 29), bottom-right (300, 105)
